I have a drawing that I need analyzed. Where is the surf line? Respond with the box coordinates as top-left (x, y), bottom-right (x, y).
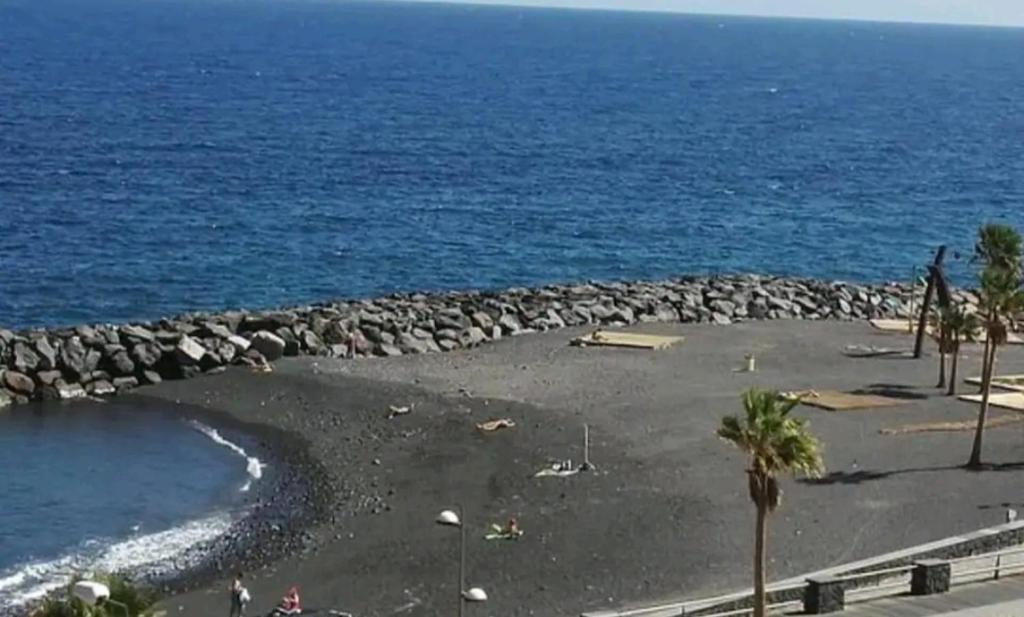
top-left (188, 420), bottom-right (266, 491)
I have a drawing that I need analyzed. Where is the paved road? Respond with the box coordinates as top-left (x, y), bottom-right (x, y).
top-left (834, 577), bottom-right (1024, 617)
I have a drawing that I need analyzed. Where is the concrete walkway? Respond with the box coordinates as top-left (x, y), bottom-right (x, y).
top-left (835, 577), bottom-right (1024, 617)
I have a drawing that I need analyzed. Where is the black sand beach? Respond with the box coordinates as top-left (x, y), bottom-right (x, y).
top-left (148, 319), bottom-right (1024, 617)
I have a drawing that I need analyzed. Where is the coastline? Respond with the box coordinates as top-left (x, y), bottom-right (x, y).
top-left (2, 273), bottom-right (993, 616)
top-left (0, 397), bottom-right (329, 616)
top-left (122, 396), bottom-right (331, 596)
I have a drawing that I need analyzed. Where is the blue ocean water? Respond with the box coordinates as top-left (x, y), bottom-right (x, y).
top-left (0, 403), bottom-right (257, 610)
top-left (1, 0), bottom-right (1023, 331)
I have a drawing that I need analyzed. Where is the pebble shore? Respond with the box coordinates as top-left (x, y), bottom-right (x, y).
top-left (0, 274), bottom-right (977, 407)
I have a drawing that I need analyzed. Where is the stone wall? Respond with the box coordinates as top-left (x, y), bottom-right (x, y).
top-left (0, 274), bottom-right (970, 407)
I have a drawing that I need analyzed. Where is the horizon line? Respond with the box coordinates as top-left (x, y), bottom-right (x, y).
top-left (376, 0), bottom-right (1024, 30)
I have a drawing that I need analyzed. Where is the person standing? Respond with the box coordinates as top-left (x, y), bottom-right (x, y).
top-left (229, 572), bottom-right (245, 617)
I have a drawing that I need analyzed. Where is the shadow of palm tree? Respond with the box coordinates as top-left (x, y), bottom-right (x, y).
top-left (850, 383), bottom-right (930, 400)
top-left (801, 462), bottom-right (1024, 485)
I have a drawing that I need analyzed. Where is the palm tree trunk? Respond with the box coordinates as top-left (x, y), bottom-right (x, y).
top-left (947, 342), bottom-right (960, 396)
top-left (969, 338), bottom-right (998, 468)
top-left (978, 334), bottom-right (992, 394)
top-left (753, 498), bottom-right (767, 617)
top-left (937, 325), bottom-right (947, 388)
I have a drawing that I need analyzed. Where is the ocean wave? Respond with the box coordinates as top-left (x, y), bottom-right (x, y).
top-left (188, 420), bottom-right (266, 490)
top-left (0, 512), bottom-right (233, 613)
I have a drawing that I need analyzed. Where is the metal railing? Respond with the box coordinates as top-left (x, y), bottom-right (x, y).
top-left (659, 544), bottom-right (1024, 617)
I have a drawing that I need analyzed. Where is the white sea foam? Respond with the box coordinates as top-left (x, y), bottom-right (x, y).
top-left (188, 420), bottom-right (266, 488)
top-left (1, 421), bottom-right (264, 613)
top-left (0, 512), bottom-right (233, 612)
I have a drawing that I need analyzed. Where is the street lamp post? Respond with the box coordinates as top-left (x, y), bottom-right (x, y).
top-left (437, 506), bottom-right (487, 617)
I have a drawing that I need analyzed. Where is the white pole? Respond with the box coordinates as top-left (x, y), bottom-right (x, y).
top-left (583, 424), bottom-right (590, 469)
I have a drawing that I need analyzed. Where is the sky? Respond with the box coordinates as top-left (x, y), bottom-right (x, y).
top-left (393, 0), bottom-right (1024, 28)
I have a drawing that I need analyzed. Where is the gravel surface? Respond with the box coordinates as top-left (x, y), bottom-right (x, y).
top-left (149, 320), bottom-right (1024, 617)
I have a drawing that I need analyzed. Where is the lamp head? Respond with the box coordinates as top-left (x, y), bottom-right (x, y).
top-left (436, 509), bottom-right (461, 527)
top-left (463, 588), bottom-right (488, 602)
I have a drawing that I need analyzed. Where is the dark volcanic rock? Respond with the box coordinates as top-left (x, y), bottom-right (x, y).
top-left (113, 376), bottom-right (140, 392)
top-left (121, 325), bottom-right (156, 343)
top-left (34, 338), bottom-right (58, 370)
top-left (175, 335), bottom-right (207, 365)
top-left (0, 274), bottom-right (930, 406)
top-left (251, 331), bottom-right (286, 361)
top-left (59, 337), bottom-right (89, 380)
top-left (3, 370), bottom-right (35, 395)
top-left (140, 370), bottom-right (163, 385)
top-left (13, 342), bottom-right (41, 373)
top-left (87, 380), bottom-right (116, 396)
top-left (110, 350), bottom-right (136, 376)
top-left (131, 342), bottom-right (162, 368)
top-left (36, 370), bottom-right (62, 386)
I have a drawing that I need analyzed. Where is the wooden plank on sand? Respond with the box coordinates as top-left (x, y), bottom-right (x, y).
top-left (870, 319), bottom-right (915, 334)
top-left (781, 390), bottom-right (908, 411)
top-left (571, 330), bottom-right (683, 350)
top-left (964, 374), bottom-right (1024, 392)
top-left (958, 392), bottom-right (1024, 412)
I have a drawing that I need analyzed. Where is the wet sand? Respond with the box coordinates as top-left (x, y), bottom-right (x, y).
top-left (148, 320), bottom-right (1024, 617)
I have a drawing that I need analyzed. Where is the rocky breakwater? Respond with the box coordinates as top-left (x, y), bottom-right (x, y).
top-left (0, 274), bottom-right (973, 407)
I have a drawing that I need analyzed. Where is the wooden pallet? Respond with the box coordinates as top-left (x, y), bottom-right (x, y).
top-left (571, 330), bottom-right (683, 350)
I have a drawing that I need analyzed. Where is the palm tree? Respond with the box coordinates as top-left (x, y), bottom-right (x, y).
top-left (974, 224), bottom-right (1023, 273)
top-left (944, 305), bottom-right (981, 396)
top-left (968, 266), bottom-right (1024, 467)
top-left (718, 389), bottom-right (824, 617)
top-left (972, 224), bottom-right (1023, 398)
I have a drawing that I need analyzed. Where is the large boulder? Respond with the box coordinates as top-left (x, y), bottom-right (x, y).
top-left (87, 380), bottom-right (116, 396)
top-left (498, 314), bottom-right (522, 334)
top-left (36, 370), bottom-right (63, 386)
top-left (250, 331), bottom-right (286, 361)
top-left (59, 337), bottom-right (89, 380)
top-left (110, 351), bottom-right (136, 377)
top-left (200, 322), bottom-right (234, 339)
top-left (459, 327), bottom-right (488, 348)
top-left (0, 389), bottom-right (12, 408)
top-left (470, 311), bottom-right (494, 331)
top-left (3, 371), bottom-right (35, 395)
top-left (12, 342), bottom-right (40, 373)
top-left (300, 330), bottom-right (324, 354)
top-left (120, 325), bottom-right (156, 343)
top-left (174, 335), bottom-right (207, 365)
top-left (226, 334), bottom-right (251, 352)
top-left (131, 343), bottom-right (162, 368)
top-left (397, 332), bottom-right (431, 355)
top-left (34, 338), bottom-right (58, 370)
top-left (113, 376), bottom-right (139, 392)
top-left (56, 380), bottom-right (87, 400)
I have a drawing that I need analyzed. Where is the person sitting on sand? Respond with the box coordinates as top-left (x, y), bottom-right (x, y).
top-left (269, 586), bottom-right (302, 616)
top-left (505, 517), bottom-right (520, 537)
